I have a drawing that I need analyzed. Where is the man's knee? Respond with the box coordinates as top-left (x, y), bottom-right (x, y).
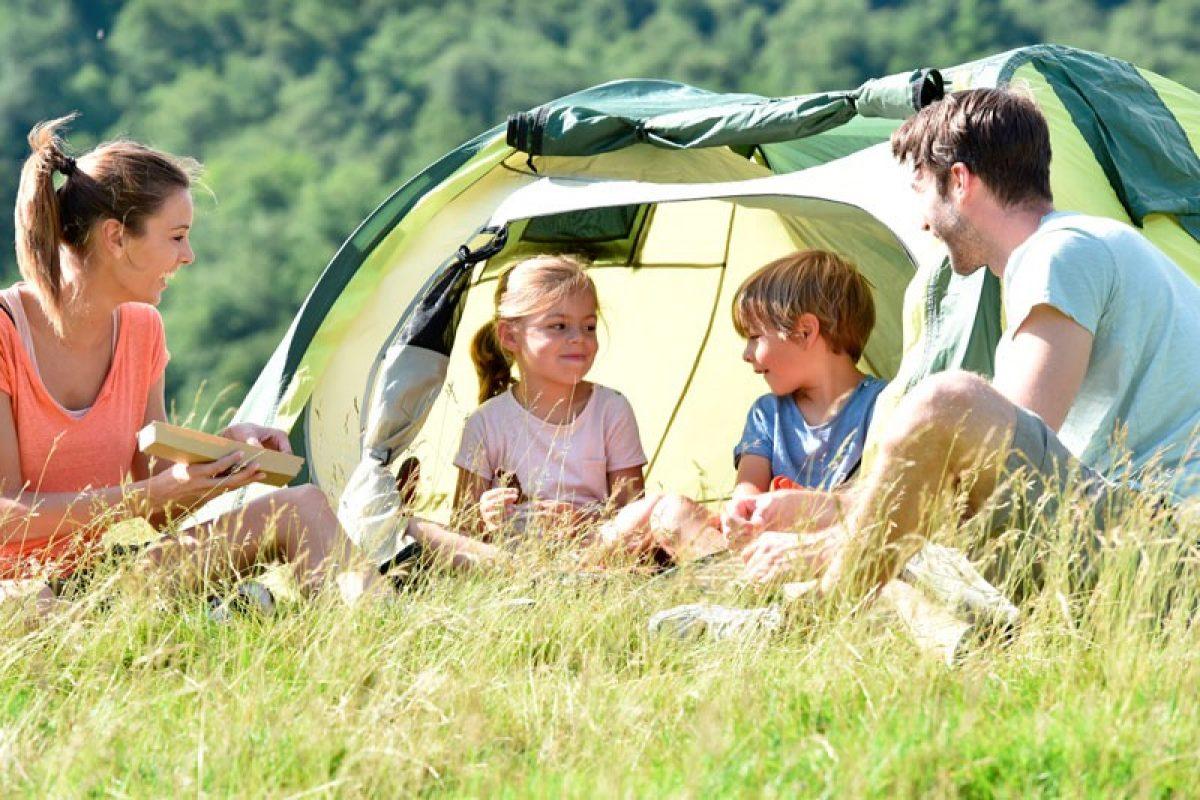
top-left (886, 372), bottom-right (1003, 449)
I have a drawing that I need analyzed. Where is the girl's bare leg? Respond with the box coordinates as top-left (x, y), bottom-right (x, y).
top-left (591, 493), bottom-right (725, 565)
top-left (406, 517), bottom-right (503, 570)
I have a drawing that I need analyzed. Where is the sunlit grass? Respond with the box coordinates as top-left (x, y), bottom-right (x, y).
top-left (0, 478), bottom-right (1197, 797)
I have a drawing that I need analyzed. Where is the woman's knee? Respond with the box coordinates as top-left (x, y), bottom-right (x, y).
top-left (274, 484), bottom-right (334, 524)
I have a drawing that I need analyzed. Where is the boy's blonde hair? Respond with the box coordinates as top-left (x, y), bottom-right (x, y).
top-left (469, 254), bottom-right (597, 403)
top-left (732, 250), bottom-right (875, 361)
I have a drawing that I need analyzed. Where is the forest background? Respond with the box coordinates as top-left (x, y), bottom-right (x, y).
top-left (2, 0), bottom-right (1197, 416)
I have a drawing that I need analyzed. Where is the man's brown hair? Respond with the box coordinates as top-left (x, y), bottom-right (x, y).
top-left (732, 249), bottom-right (875, 361)
top-left (891, 87), bottom-right (1053, 208)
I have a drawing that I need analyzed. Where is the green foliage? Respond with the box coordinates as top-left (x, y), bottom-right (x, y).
top-left (0, 0), bottom-right (1197, 411)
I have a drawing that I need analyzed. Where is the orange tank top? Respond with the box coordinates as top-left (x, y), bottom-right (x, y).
top-left (0, 284), bottom-right (169, 576)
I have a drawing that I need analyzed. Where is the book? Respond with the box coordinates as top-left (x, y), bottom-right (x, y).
top-left (137, 422), bottom-right (304, 488)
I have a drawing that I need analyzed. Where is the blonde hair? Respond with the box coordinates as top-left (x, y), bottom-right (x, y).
top-left (14, 114), bottom-right (200, 336)
top-left (732, 249), bottom-right (876, 361)
top-left (470, 254), bottom-right (597, 403)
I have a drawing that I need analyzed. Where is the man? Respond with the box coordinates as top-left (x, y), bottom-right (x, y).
top-left (733, 87), bottom-right (1200, 595)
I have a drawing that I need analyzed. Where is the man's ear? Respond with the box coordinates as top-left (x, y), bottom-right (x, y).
top-left (99, 218), bottom-right (125, 259)
top-left (948, 162), bottom-right (973, 201)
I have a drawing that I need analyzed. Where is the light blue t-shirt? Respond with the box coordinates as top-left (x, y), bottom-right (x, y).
top-left (996, 211), bottom-right (1200, 499)
top-left (733, 376), bottom-right (887, 490)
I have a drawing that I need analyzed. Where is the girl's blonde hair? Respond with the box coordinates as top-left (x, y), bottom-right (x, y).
top-left (14, 114), bottom-right (200, 336)
top-left (469, 254), bottom-right (596, 403)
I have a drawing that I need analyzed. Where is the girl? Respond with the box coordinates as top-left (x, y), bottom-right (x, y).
top-left (0, 116), bottom-right (371, 612)
top-left (452, 255), bottom-right (647, 540)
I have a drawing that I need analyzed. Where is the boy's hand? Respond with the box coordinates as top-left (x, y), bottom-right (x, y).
top-left (479, 487), bottom-right (518, 531)
top-left (721, 495), bottom-right (762, 550)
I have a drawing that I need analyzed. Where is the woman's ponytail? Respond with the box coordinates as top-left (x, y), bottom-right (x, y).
top-left (14, 115), bottom-right (77, 333)
top-left (470, 320), bottom-right (513, 403)
top-left (13, 114), bottom-right (197, 337)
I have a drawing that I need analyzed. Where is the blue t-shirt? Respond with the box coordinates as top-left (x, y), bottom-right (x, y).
top-left (733, 377), bottom-right (887, 490)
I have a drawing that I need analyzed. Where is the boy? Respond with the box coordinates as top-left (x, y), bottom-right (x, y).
top-left (597, 250), bottom-right (886, 563)
top-left (727, 250), bottom-right (886, 519)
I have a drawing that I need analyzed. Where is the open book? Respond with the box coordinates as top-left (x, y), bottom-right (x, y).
top-left (137, 422), bottom-right (304, 488)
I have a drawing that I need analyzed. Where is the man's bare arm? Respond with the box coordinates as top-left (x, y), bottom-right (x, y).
top-left (992, 303), bottom-right (1093, 432)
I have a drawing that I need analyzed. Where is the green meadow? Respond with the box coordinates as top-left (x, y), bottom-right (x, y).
top-left (2, 496), bottom-right (1196, 797)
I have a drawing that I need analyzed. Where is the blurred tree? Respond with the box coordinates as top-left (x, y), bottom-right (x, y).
top-left (0, 0), bottom-right (1195, 419)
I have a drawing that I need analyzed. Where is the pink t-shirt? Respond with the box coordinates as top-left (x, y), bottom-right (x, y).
top-left (0, 285), bottom-right (169, 577)
top-left (454, 383), bottom-right (646, 508)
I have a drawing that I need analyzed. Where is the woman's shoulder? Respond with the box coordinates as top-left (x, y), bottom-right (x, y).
top-left (119, 302), bottom-right (165, 329)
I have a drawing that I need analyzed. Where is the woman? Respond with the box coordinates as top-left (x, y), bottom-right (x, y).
top-left (0, 115), bottom-right (364, 610)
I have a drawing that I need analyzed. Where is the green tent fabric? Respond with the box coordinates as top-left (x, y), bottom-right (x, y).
top-left (507, 69), bottom-right (942, 157)
top-left (213, 44), bottom-right (1200, 529)
top-left (1004, 45), bottom-right (1200, 244)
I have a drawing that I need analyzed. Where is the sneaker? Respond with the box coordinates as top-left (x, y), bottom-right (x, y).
top-left (207, 580), bottom-right (276, 623)
top-left (648, 603), bottom-right (783, 641)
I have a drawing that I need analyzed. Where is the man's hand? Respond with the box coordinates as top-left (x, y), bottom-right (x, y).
top-left (221, 423), bottom-right (293, 453)
top-left (740, 529), bottom-right (843, 585)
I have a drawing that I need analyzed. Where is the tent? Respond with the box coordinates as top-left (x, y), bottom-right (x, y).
top-left (222, 44), bottom-right (1200, 562)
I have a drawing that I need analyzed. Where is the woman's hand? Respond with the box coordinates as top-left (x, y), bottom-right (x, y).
top-left (145, 450), bottom-right (265, 513)
top-left (220, 423), bottom-right (292, 453)
top-left (478, 487), bottom-right (518, 531)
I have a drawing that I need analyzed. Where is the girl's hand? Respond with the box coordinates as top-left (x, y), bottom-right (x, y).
top-left (146, 451), bottom-right (265, 512)
top-left (479, 487), bottom-right (518, 531)
top-left (220, 423), bottom-right (293, 453)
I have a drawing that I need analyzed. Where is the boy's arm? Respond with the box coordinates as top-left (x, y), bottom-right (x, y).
top-left (732, 454), bottom-right (772, 497)
top-left (722, 455), bottom-right (773, 546)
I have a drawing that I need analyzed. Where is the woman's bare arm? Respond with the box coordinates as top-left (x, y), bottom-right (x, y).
top-left (0, 391), bottom-right (262, 547)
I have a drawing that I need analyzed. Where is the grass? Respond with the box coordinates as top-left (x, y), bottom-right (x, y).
top-left (1, 493), bottom-right (1198, 798)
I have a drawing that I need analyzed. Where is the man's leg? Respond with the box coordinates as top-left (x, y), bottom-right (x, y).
top-left (818, 371), bottom-right (1020, 594)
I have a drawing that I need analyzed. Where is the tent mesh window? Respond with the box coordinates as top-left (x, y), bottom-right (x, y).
top-left (521, 205), bottom-right (642, 243)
